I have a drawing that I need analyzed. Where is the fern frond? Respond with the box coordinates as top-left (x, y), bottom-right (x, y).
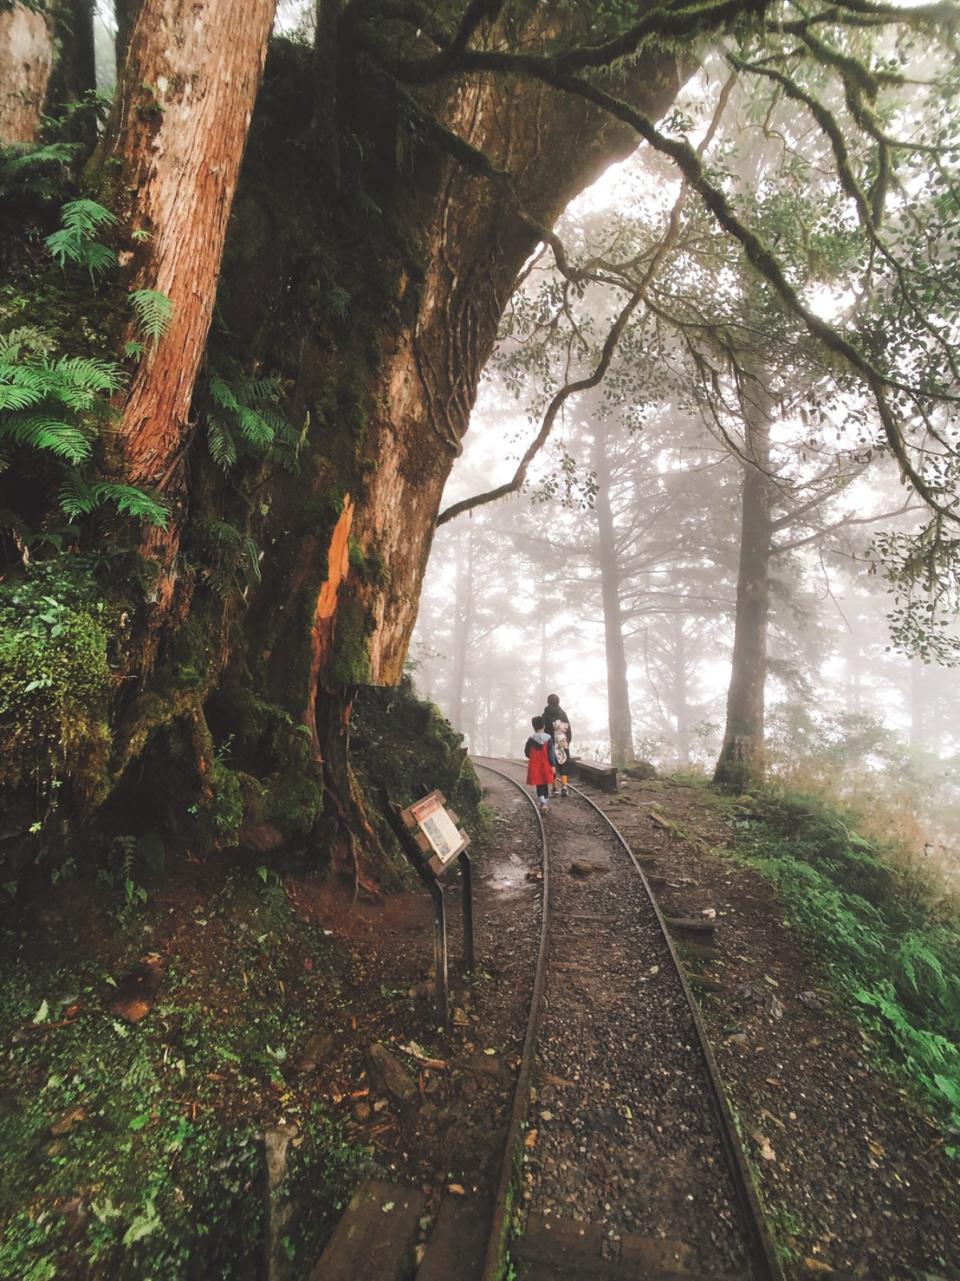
top-left (1, 414), bottom-right (92, 462)
top-left (57, 471), bottom-right (98, 517)
top-left (235, 405), bottom-right (275, 446)
top-left (250, 376), bottom-right (283, 403)
top-left (59, 198), bottom-right (118, 237)
top-left (92, 482), bottom-right (169, 527)
top-left (243, 537), bottom-right (262, 583)
top-left (898, 932), bottom-right (948, 1000)
top-left (5, 141), bottom-right (79, 173)
top-left (0, 370), bottom-right (46, 410)
top-left (207, 417), bottom-right (237, 468)
top-left (81, 241), bottom-right (118, 277)
top-left (53, 355), bottom-right (124, 394)
top-left (58, 474), bottom-right (169, 527)
top-left (129, 289), bottom-right (174, 342)
top-left (45, 200), bottom-right (119, 276)
top-left (209, 376), bottom-right (240, 411)
top-left (0, 325), bottom-right (55, 361)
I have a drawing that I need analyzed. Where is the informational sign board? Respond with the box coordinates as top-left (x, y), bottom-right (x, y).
top-left (401, 790), bottom-right (470, 876)
top-left (389, 790), bottom-right (475, 1028)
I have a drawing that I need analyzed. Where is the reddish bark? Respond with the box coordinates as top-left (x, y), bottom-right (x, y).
top-left (0, 4), bottom-right (54, 145)
top-left (99, 0), bottom-right (277, 488)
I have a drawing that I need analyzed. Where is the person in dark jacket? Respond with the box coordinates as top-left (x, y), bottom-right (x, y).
top-left (542, 694), bottom-right (572, 797)
top-left (525, 716), bottom-right (557, 811)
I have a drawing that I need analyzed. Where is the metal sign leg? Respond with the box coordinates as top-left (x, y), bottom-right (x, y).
top-left (458, 850), bottom-right (475, 975)
top-left (429, 878), bottom-right (449, 1030)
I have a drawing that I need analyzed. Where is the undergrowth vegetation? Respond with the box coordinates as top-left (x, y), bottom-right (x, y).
top-left (0, 865), bottom-right (369, 1281)
top-left (734, 790), bottom-right (960, 1146)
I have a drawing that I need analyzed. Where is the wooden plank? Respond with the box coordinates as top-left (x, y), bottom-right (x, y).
top-left (310, 1178), bottom-right (426, 1281)
top-left (416, 1192), bottom-right (491, 1281)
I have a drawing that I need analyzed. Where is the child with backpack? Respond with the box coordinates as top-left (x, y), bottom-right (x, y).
top-left (543, 693), bottom-right (572, 797)
top-left (525, 716), bottom-right (557, 811)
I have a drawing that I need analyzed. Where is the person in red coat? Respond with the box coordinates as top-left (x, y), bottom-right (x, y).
top-left (525, 716), bottom-right (557, 811)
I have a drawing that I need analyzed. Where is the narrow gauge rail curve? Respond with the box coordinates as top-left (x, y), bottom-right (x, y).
top-left (473, 758), bottom-right (784, 1281)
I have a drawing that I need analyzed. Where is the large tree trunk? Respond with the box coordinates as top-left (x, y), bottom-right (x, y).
top-left (217, 36), bottom-right (689, 837)
top-left (3, 8), bottom-right (694, 878)
top-left (713, 368), bottom-right (775, 791)
top-left (0, 3), bottom-right (55, 144)
top-left (592, 428), bottom-right (634, 765)
top-left (93, 0), bottom-right (276, 634)
top-left (0, 1), bottom-right (97, 147)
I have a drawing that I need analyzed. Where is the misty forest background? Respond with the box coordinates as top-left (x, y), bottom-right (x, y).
top-left (3, 0), bottom-right (960, 1277)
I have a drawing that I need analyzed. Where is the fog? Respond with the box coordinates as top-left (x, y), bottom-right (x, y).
top-left (411, 71), bottom-right (960, 874)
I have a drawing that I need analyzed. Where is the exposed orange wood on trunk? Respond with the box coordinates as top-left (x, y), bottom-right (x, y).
top-left (0, 4), bottom-right (53, 144)
top-left (306, 496), bottom-right (354, 747)
top-left (102, 0), bottom-right (277, 487)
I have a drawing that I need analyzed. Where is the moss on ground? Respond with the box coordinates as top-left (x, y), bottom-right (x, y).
top-left (0, 867), bottom-right (370, 1280)
top-left (0, 561), bottom-right (118, 807)
top-left (351, 678), bottom-right (484, 830)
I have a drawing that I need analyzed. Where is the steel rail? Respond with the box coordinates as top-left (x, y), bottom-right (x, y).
top-left (565, 777), bottom-right (786, 1281)
top-left (472, 759), bottom-right (551, 1281)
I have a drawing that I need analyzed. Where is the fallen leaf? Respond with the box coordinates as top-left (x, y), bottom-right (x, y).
top-left (382, 1201), bottom-right (395, 1213)
top-left (448, 1183), bottom-right (466, 1196)
top-left (49, 1106), bottom-right (85, 1137)
top-left (524, 1129), bottom-right (538, 1149)
top-left (752, 1131), bottom-right (776, 1161)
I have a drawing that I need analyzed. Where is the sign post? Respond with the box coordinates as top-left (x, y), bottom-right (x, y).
top-left (385, 790), bottom-right (474, 1030)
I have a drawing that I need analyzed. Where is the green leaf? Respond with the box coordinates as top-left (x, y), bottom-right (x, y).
top-left (122, 1200), bottom-right (161, 1247)
top-left (129, 289), bottom-right (174, 342)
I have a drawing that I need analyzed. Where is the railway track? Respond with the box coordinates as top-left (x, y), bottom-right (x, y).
top-left (312, 759), bottom-right (784, 1281)
top-left (473, 757), bottom-right (784, 1281)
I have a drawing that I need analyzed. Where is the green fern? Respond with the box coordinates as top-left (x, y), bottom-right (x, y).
top-left (898, 931), bottom-right (948, 1002)
top-left (1, 414), bottom-right (92, 463)
top-left (207, 418), bottom-right (237, 468)
top-left (188, 517), bottom-right (261, 597)
top-left (0, 139), bottom-right (78, 203)
top-left (45, 199), bottom-right (118, 277)
top-left (0, 344), bottom-right (166, 527)
top-left (129, 289), bottom-right (174, 342)
top-left (205, 367), bottom-right (297, 470)
top-left (58, 474), bottom-right (169, 527)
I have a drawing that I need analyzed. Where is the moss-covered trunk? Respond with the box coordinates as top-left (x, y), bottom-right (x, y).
top-left (1, 10), bottom-right (690, 885)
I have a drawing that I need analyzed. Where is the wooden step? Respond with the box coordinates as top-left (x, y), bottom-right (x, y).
top-left (310, 1178), bottom-right (426, 1281)
top-left (416, 1191), bottom-right (491, 1281)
